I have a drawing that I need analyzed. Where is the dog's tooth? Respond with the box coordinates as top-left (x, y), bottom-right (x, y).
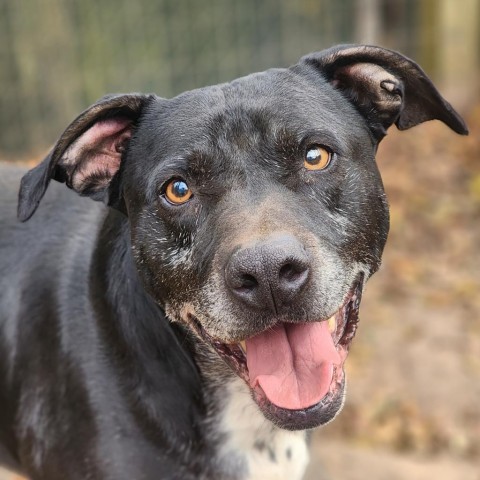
top-left (239, 340), bottom-right (247, 353)
top-left (327, 316), bottom-right (337, 334)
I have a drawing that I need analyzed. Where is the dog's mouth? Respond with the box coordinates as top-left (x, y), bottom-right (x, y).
top-left (187, 277), bottom-right (363, 430)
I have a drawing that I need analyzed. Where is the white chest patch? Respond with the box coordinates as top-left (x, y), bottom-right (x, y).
top-left (215, 377), bottom-right (309, 480)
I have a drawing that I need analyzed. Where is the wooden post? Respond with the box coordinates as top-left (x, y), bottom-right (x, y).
top-left (436, 0), bottom-right (479, 105)
top-left (355, 0), bottom-right (382, 44)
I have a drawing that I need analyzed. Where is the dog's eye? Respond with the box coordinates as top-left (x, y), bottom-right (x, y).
top-left (304, 145), bottom-right (332, 171)
top-left (164, 179), bottom-right (193, 205)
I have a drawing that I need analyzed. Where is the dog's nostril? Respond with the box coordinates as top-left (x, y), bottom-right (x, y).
top-left (239, 273), bottom-right (258, 291)
top-left (279, 261), bottom-right (308, 282)
top-left (279, 263), bottom-right (299, 281)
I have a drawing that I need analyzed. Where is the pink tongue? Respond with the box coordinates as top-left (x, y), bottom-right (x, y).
top-left (246, 322), bottom-right (341, 410)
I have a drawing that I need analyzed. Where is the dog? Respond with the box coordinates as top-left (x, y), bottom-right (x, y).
top-left (0, 45), bottom-right (467, 480)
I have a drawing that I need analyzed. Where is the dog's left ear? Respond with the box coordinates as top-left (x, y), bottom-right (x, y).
top-left (18, 93), bottom-right (155, 222)
top-left (300, 44), bottom-right (468, 139)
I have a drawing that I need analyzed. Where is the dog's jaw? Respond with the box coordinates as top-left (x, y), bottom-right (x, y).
top-left (178, 275), bottom-right (363, 430)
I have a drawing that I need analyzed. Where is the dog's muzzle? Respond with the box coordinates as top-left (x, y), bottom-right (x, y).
top-left (187, 276), bottom-right (362, 429)
top-left (184, 232), bottom-right (364, 430)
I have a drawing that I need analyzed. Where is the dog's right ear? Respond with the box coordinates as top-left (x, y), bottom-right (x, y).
top-left (18, 93), bottom-right (155, 222)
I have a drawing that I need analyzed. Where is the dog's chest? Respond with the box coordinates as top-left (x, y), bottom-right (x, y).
top-left (213, 378), bottom-right (309, 480)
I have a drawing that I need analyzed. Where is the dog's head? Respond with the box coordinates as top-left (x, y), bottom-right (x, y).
top-left (18, 45), bottom-right (467, 430)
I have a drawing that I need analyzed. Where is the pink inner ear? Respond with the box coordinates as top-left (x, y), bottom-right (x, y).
top-left (62, 118), bottom-right (132, 191)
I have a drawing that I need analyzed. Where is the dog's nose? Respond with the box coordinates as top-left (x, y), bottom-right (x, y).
top-left (225, 234), bottom-right (310, 313)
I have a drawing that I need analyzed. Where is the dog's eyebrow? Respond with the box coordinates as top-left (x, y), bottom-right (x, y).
top-left (273, 128), bottom-right (347, 161)
top-left (150, 152), bottom-right (226, 188)
top-left (297, 129), bottom-right (347, 156)
top-left (145, 158), bottom-right (189, 198)
top-left (154, 157), bottom-right (189, 175)
top-left (185, 151), bottom-right (218, 173)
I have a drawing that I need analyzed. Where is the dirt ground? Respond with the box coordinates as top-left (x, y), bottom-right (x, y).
top-left (1, 104), bottom-right (479, 480)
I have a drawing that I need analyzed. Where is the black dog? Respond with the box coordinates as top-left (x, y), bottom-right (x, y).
top-left (0, 45), bottom-right (467, 480)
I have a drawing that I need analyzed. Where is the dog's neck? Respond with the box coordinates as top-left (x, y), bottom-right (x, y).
top-left (194, 342), bottom-right (310, 480)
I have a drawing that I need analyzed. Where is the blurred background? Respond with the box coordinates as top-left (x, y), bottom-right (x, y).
top-left (0, 0), bottom-right (479, 479)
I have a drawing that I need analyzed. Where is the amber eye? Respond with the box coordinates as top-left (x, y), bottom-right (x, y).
top-left (304, 145), bottom-right (332, 171)
top-left (164, 179), bottom-right (193, 205)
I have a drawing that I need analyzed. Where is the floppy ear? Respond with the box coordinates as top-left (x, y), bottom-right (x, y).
top-left (300, 44), bottom-right (468, 139)
top-left (18, 93), bottom-right (155, 222)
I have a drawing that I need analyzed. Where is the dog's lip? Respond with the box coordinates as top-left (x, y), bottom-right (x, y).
top-left (187, 276), bottom-right (363, 429)
top-left (252, 370), bottom-right (347, 430)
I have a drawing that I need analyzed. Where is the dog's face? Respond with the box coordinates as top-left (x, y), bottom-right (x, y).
top-left (18, 45), bottom-right (467, 430)
top-left (123, 72), bottom-right (389, 428)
